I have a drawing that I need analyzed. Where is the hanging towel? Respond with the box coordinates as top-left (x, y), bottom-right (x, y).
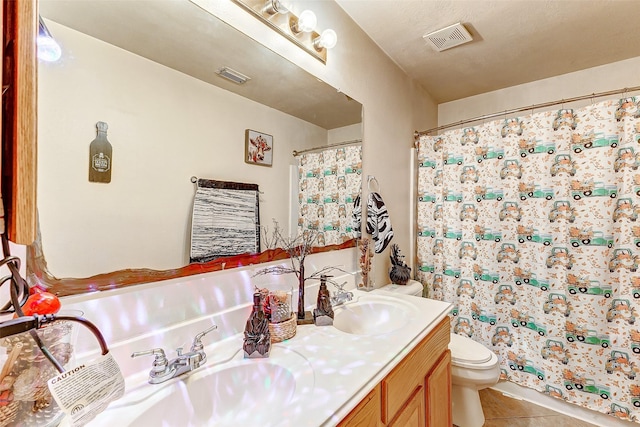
top-left (367, 192), bottom-right (394, 253)
top-left (190, 179), bottom-right (260, 263)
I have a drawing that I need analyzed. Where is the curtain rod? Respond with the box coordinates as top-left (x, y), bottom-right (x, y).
top-left (292, 138), bottom-right (362, 157)
top-left (414, 85), bottom-right (640, 139)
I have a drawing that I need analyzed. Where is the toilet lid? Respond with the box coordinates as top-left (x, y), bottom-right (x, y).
top-left (449, 333), bottom-right (493, 365)
top-left (379, 280), bottom-right (423, 297)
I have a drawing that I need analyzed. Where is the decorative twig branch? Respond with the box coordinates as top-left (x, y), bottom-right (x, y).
top-left (253, 221), bottom-right (347, 320)
top-left (252, 266), bottom-right (297, 277)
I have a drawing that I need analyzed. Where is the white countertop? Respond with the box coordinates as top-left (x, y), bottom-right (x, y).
top-left (70, 290), bottom-right (451, 426)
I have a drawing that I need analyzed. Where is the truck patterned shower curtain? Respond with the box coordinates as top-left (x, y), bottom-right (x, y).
top-left (415, 97), bottom-right (640, 423)
top-left (297, 145), bottom-right (362, 246)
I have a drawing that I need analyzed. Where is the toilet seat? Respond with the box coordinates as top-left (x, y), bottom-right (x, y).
top-left (449, 333), bottom-right (496, 369)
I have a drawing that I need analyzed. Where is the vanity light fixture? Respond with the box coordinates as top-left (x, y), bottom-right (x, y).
top-left (37, 16), bottom-right (62, 62)
top-left (231, 0), bottom-right (337, 64)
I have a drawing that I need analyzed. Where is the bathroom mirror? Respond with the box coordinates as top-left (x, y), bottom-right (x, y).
top-left (32, 0), bottom-right (362, 296)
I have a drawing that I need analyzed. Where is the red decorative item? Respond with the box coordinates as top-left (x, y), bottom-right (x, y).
top-left (28, 284), bottom-right (48, 295)
top-left (21, 292), bottom-right (61, 315)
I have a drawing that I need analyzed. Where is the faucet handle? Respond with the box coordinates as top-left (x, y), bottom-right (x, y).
top-left (334, 281), bottom-right (348, 293)
top-left (131, 348), bottom-right (168, 373)
top-left (191, 325), bottom-right (217, 352)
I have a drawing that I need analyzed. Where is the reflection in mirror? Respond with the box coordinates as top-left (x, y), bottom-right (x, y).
top-left (32, 0), bottom-right (362, 296)
top-left (294, 144), bottom-right (362, 247)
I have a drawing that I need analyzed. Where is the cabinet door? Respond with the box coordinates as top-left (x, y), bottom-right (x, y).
top-left (425, 351), bottom-right (452, 427)
top-left (389, 386), bottom-right (425, 427)
top-left (382, 317), bottom-right (449, 423)
top-left (338, 384), bottom-right (382, 427)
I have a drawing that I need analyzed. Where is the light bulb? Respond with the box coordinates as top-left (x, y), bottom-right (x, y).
top-left (37, 35), bottom-right (61, 62)
top-left (314, 29), bottom-right (338, 50)
top-left (296, 10), bottom-right (317, 33)
top-left (37, 17), bottom-right (61, 62)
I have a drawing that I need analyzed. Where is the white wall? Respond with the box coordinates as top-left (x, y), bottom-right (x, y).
top-left (439, 56), bottom-right (640, 125)
top-left (38, 22), bottom-right (328, 278)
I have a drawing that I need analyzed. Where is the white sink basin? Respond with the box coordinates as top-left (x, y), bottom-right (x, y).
top-left (332, 295), bottom-right (417, 335)
top-left (127, 347), bottom-right (314, 427)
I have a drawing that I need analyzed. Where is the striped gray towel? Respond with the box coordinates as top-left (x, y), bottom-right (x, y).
top-left (190, 179), bottom-right (260, 263)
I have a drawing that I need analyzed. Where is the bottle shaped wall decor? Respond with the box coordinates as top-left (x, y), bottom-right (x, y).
top-left (89, 121), bottom-right (112, 183)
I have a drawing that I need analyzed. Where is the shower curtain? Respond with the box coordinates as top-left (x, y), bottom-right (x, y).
top-left (297, 145), bottom-right (362, 246)
top-left (416, 97), bottom-right (640, 423)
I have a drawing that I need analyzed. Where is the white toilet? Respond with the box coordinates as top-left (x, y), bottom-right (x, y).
top-left (378, 281), bottom-right (500, 427)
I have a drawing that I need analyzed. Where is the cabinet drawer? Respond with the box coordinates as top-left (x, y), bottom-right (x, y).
top-left (381, 317), bottom-right (450, 424)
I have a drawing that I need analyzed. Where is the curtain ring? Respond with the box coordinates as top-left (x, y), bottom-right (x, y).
top-left (367, 175), bottom-right (380, 192)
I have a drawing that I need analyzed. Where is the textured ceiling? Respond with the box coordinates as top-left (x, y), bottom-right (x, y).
top-left (335, 0), bottom-right (640, 103)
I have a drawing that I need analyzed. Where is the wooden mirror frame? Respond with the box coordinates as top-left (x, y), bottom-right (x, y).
top-left (28, 234), bottom-right (356, 297)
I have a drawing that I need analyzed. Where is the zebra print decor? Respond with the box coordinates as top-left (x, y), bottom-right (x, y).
top-left (367, 192), bottom-right (394, 253)
top-left (190, 179), bottom-right (260, 263)
top-left (351, 192), bottom-right (395, 253)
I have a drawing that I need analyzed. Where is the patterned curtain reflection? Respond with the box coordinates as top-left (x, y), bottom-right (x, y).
top-left (416, 97), bottom-right (640, 423)
top-left (297, 145), bottom-right (362, 246)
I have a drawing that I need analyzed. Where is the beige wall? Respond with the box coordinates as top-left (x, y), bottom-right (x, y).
top-left (38, 22), bottom-right (328, 278)
top-left (439, 56), bottom-right (640, 126)
top-left (328, 123), bottom-right (362, 144)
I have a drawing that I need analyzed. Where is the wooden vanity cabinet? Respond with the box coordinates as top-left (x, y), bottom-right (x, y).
top-left (338, 317), bottom-right (451, 427)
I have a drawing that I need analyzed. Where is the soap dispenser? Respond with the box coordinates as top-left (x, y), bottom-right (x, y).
top-left (313, 275), bottom-right (334, 326)
top-left (244, 292), bottom-right (271, 358)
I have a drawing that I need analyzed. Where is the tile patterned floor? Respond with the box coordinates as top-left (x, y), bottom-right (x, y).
top-left (478, 388), bottom-right (599, 427)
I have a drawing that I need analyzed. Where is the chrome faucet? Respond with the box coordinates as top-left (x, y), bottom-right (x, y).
top-left (131, 325), bottom-right (217, 384)
top-left (330, 282), bottom-right (353, 307)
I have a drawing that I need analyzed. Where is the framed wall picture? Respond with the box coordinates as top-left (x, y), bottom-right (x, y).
top-left (245, 129), bottom-right (273, 167)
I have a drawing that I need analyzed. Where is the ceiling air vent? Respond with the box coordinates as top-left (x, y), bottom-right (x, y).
top-left (216, 67), bottom-right (251, 85)
top-left (424, 22), bottom-right (473, 52)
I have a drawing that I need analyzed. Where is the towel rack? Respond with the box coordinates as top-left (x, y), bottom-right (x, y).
top-left (190, 176), bottom-right (264, 193)
top-left (367, 175), bottom-right (380, 192)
